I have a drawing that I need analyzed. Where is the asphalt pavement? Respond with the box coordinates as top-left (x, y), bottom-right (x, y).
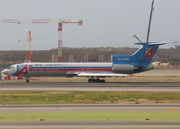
top-left (0, 82), bottom-right (180, 92)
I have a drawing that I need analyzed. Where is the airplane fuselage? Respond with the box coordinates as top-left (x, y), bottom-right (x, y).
top-left (22, 62), bottom-right (113, 77)
top-left (2, 62), bottom-right (153, 78)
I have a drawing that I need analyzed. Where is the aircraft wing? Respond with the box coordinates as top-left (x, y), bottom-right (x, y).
top-left (78, 73), bottom-right (128, 77)
top-left (66, 71), bottom-right (128, 77)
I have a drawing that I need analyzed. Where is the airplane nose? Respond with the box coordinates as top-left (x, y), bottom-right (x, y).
top-left (2, 69), bottom-right (8, 75)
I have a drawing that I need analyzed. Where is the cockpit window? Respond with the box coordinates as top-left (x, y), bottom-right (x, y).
top-left (7, 66), bottom-right (14, 69)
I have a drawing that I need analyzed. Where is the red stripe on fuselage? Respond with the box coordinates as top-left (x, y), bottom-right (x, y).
top-left (29, 69), bottom-right (112, 72)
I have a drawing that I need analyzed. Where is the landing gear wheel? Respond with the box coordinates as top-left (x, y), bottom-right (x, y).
top-left (88, 77), bottom-right (105, 83)
top-left (102, 79), bottom-right (105, 83)
top-left (88, 79), bottom-right (92, 83)
top-left (26, 79), bottom-right (29, 83)
top-left (26, 77), bottom-right (30, 83)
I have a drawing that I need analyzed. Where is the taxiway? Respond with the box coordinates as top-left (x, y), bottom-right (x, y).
top-left (1, 104), bottom-right (180, 113)
top-left (1, 104), bottom-right (180, 128)
top-left (1, 120), bottom-right (180, 128)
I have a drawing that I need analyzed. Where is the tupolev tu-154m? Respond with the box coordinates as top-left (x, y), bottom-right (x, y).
top-left (2, 0), bottom-right (179, 83)
top-left (2, 41), bottom-right (178, 83)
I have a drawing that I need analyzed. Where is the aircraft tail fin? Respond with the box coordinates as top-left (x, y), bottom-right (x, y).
top-left (112, 41), bottom-right (178, 69)
top-left (131, 42), bottom-right (159, 68)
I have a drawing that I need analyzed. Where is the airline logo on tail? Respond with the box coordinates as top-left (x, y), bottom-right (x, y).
top-left (143, 48), bottom-right (153, 58)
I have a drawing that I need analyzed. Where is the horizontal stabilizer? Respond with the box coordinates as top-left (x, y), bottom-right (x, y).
top-left (135, 41), bottom-right (179, 46)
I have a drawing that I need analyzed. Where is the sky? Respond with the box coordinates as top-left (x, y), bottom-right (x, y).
top-left (0, 0), bottom-right (179, 50)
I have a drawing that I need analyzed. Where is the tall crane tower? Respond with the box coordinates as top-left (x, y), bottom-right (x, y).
top-left (2, 19), bottom-right (83, 62)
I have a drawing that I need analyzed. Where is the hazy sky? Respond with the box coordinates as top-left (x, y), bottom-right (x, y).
top-left (0, 0), bottom-right (179, 50)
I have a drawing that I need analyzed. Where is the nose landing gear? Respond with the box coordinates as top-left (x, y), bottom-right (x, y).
top-left (26, 77), bottom-right (30, 83)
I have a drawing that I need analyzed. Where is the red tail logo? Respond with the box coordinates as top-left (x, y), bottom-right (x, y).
top-left (144, 48), bottom-right (153, 58)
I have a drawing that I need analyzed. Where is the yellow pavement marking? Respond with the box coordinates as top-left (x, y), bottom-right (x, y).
top-left (164, 109), bottom-right (177, 112)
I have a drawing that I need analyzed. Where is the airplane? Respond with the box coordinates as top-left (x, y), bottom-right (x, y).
top-left (1, 0), bottom-right (179, 83)
top-left (1, 41), bottom-right (177, 83)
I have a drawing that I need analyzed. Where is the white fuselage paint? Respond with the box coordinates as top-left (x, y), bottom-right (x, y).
top-left (3, 62), bottom-right (114, 77)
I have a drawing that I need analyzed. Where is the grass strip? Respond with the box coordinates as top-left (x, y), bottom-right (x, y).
top-left (0, 112), bottom-right (180, 121)
top-left (0, 91), bottom-right (180, 104)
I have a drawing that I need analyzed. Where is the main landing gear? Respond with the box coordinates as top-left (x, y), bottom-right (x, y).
top-left (88, 77), bottom-right (105, 83)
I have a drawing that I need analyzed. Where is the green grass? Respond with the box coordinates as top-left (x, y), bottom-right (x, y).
top-left (0, 91), bottom-right (180, 104)
top-left (0, 112), bottom-right (179, 121)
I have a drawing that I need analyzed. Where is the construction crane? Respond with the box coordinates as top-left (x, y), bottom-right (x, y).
top-left (25, 31), bottom-right (32, 62)
top-left (133, 35), bottom-right (142, 43)
top-left (1, 19), bottom-right (83, 62)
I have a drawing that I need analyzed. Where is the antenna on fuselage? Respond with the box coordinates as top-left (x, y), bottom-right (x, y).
top-left (146, 0), bottom-right (154, 43)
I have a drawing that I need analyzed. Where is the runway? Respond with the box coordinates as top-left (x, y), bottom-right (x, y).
top-left (1, 82), bottom-right (179, 128)
top-left (0, 82), bottom-right (180, 92)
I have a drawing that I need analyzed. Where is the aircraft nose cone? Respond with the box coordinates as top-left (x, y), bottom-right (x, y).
top-left (2, 69), bottom-right (8, 75)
